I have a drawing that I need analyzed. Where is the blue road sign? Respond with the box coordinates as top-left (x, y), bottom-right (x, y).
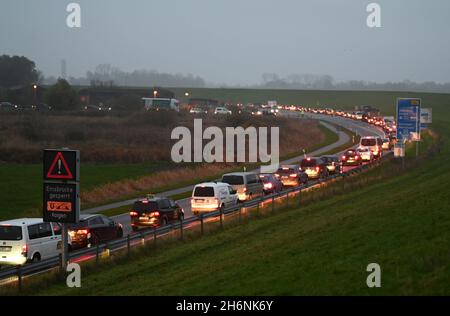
top-left (396, 98), bottom-right (421, 141)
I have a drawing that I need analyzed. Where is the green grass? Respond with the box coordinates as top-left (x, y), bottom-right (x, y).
top-left (0, 162), bottom-right (171, 221)
top-left (11, 90), bottom-right (450, 296)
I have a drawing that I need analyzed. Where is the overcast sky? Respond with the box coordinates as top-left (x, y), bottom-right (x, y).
top-left (1, 0), bottom-right (450, 85)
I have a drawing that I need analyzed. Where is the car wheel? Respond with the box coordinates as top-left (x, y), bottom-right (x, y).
top-left (88, 234), bottom-right (99, 248)
top-left (31, 253), bottom-right (41, 263)
top-left (162, 217), bottom-right (168, 226)
top-left (220, 204), bottom-right (225, 212)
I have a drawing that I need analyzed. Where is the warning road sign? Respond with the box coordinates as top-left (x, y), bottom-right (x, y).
top-left (43, 182), bottom-right (79, 223)
top-left (43, 149), bottom-right (79, 181)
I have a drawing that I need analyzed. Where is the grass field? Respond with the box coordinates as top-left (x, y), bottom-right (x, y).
top-left (8, 91), bottom-right (449, 295)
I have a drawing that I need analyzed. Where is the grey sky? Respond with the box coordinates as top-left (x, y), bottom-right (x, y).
top-left (1, 0), bottom-right (450, 85)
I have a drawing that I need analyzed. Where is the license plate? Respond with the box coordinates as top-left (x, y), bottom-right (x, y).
top-left (139, 217), bottom-right (149, 221)
top-left (0, 246), bottom-right (11, 252)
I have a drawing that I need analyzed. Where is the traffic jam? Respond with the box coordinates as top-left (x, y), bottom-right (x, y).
top-left (0, 106), bottom-right (396, 271)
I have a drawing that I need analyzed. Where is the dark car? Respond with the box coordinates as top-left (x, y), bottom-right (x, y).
top-left (259, 173), bottom-right (283, 194)
top-left (129, 196), bottom-right (184, 231)
top-left (274, 165), bottom-right (308, 187)
top-left (0, 102), bottom-right (18, 110)
top-left (320, 155), bottom-right (341, 174)
top-left (341, 149), bottom-right (362, 166)
top-left (68, 214), bottom-right (123, 250)
top-left (300, 157), bottom-right (329, 179)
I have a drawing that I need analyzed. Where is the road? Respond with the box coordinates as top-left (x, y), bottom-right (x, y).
top-left (103, 113), bottom-right (386, 236)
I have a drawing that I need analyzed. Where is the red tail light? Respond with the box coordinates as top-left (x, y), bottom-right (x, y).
top-left (355, 155), bottom-right (359, 160)
top-left (289, 173), bottom-right (297, 178)
top-left (341, 156), bottom-right (346, 160)
top-left (315, 166), bottom-right (320, 172)
top-left (130, 211), bottom-right (138, 217)
top-left (243, 187), bottom-right (247, 193)
top-left (150, 211), bottom-right (160, 217)
top-left (78, 229), bottom-right (89, 235)
top-left (21, 244), bottom-right (28, 256)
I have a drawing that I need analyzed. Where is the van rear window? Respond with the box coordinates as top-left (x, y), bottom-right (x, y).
top-left (0, 226), bottom-right (22, 241)
top-left (361, 139), bottom-right (376, 146)
top-left (132, 201), bottom-right (159, 213)
top-left (301, 159), bottom-right (317, 167)
top-left (194, 186), bottom-right (215, 197)
top-left (222, 175), bottom-right (244, 185)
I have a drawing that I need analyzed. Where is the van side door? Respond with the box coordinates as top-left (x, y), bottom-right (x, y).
top-left (38, 222), bottom-right (58, 260)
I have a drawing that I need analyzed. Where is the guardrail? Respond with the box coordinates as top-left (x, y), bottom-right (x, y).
top-left (0, 152), bottom-right (393, 289)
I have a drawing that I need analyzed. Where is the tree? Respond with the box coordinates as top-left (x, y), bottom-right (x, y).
top-left (0, 55), bottom-right (40, 88)
top-left (45, 79), bottom-right (78, 110)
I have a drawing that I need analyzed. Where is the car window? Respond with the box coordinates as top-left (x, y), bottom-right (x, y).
top-left (361, 139), bottom-right (376, 146)
top-left (132, 201), bottom-right (158, 212)
top-left (38, 223), bottom-right (53, 238)
top-left (28, 224), bottom-right (40, 240)
top-left (301, 159), bottom-right (317, 167)
top-left (193, 186), bottom-right (215, 197)
top-left (88, 216), bottom-right (104, 226)
top-left (228, 186), bottom-right (234, 194)
top-left (222, 175), bottom-right (244, 185)
top-left (52, 223), bottom-right (62, 235)
top-left (159, 199), bottom-right (170, 209)
top-left (169, 199), bottom-right (177, 208)
top-left (0, 225), bottom-right (22, 241)
top-left (247, 174), bottom-right (257, 184)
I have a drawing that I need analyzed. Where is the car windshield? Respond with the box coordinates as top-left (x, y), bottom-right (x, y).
top-left (361, 139), bottom-right (377, 146)
top-left (0, 225), bottom-right (22, 241)
top-left (68, 219), bottom-right (89, 229)
top-left (193, 186), bottom-right (215, 197)
top-left (301, 159), bottom-right (317, 167)
top-left (222, 175), bottom-right (244, 185)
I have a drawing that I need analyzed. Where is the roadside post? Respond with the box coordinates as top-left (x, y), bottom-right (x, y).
top-left (396, 98), bottom-right (421, 163)
top-left (43, 149), bottom-right (80, 270)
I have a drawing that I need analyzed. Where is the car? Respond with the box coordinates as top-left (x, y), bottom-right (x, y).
top-left (320, 155), bottom-right (341, 174)
top-left (355, 111), bottom-right (364, 120)
top-left (191, 182), bottom-right (238, 215)
top-left (130, 196), bottom-right (184, 231)
top-left (359, 136), bottom-right (383, 159)
top-left (300, 157), bottom-right (329, 179)
top-left (341, 149), bottom-right (362, 166)
top-left (381, 138), bottom-right (391, 150)
top-left (258, 173), bottom-right (283, 194)
top-left (274, 165), bottom-right (308, 187)
top-left (0, 218), bottom-right (64, 266)
top-left (221, 172), bottom-right (264, 201)
top-left (0, 102), bottom-right (18, 110)
top-left (189, 107), bottom-right (208, 114)
top-left (356, 147), bottom-right (374, 162)
top-left (68, 214), bottom-right (123, 249)
top-left (214, 107), bottom-right (232, 115)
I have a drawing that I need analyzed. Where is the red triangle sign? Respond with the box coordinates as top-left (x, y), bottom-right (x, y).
top-left (46, 152), bottom-right (74, 179)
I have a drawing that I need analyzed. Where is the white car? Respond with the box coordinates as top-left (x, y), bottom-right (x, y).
top-left (214, 107), bottom-right (232, 115)
top-left (0, 218), bottom-right (65, 266)
top-left (191, 182), bottom-right (238, 215)
top-left (356, 147), bottom-right (374, 162)
top-left (189, 107), bottom-right (208, 114)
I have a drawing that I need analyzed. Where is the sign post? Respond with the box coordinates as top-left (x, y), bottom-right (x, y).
top-left (43, 149), bottom-right (80, 269)
top-left (396, 98), bottom-right (421, 159)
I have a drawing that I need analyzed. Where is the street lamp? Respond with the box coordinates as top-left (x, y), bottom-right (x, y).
top-left (153, 90), bottom-right (158, 98)
top-left (184, 92), bottom-right (190, 97)
top-left (33, 84), bottom-right (38, 106)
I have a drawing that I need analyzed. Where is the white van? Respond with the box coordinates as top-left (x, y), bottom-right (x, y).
top-left (359, 136), bottom-right (383, 159)
top-left (0, 218), bottom-right (63, 266)
top-left (191, 182), bottom-right (238, 215)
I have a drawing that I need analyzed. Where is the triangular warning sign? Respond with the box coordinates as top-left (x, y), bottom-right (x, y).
top-left (46, 152), bottom-right (74, 179)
